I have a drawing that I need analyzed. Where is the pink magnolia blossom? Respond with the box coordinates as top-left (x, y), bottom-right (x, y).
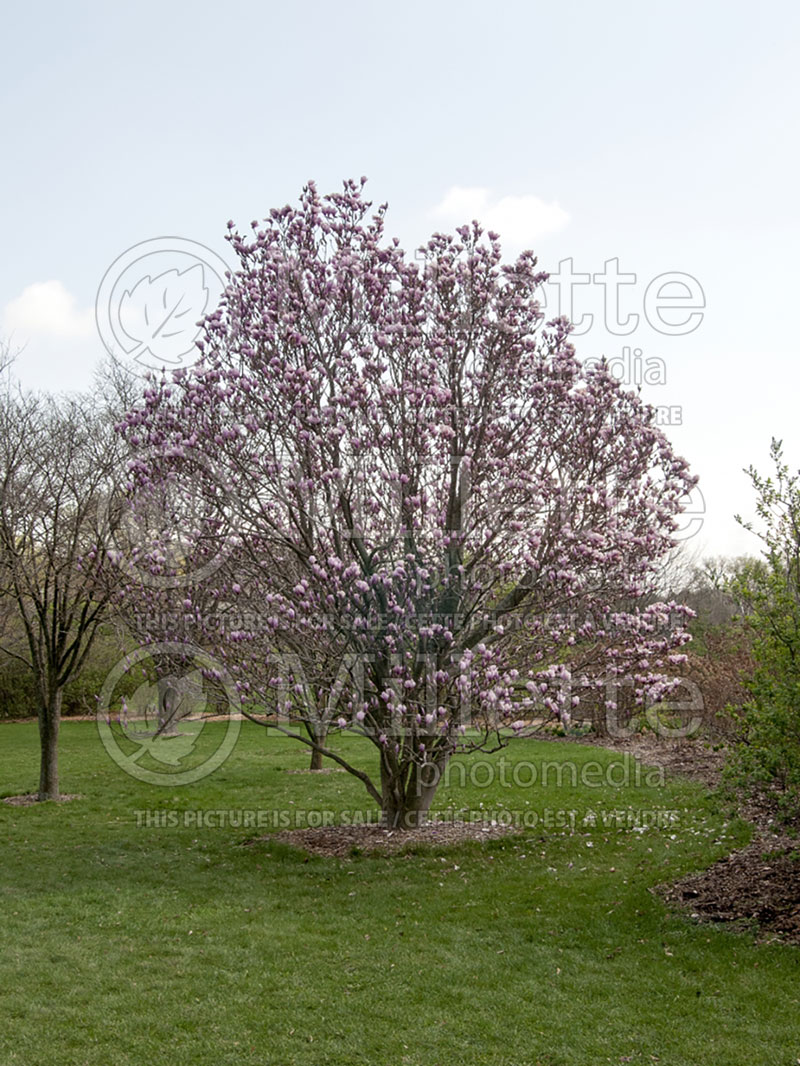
top-left (118, 179), bottom-right (697, 828)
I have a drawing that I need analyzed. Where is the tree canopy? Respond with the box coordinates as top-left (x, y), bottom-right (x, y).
top-left (119, 180), bottom-right (696, 826)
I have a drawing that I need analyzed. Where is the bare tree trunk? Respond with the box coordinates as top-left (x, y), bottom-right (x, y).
top-left (380, 753), bottom-right (450, 829)
top-left (380, 757), bottom-right (403, 826)
top-left (37, 690), bottom-right (62, 801)
top-left (591, 700), bottom-right (609, 738)
top-left (306, 719), bottom-right (328, 770)
top-left (381, 787), bottom-right (436, 829)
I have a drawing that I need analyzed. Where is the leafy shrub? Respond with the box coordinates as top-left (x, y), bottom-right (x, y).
top-left (723, 441), bottom-right (800, 820)
top-left (0, 635), bottom-right (140, 719)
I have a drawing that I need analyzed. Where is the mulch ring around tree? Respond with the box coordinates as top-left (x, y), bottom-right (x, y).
top-left (2, 793), bottom-right (82, 806)
top-left (262, 820), bottom-right (522, 858)
top-left (655, 830), bottom-right (800, 944)
top-left (284, 767), bottom-right (347, 775)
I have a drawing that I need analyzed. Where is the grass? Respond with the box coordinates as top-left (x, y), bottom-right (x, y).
top-left (1, 720), bottom-right (799, 1066)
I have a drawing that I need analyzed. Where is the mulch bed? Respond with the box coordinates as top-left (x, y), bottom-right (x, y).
top-left (268, 820), bottom-right (521, 858)
top-left (2, 793), bottom-right (82, 806)
top-left (284, 768), bottom-right (347, 775)
top-left (655, 832), bottom-right (800, 943)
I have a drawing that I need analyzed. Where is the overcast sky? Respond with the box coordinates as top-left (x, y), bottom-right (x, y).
top-left (2, 0), bottom-right (798, 560)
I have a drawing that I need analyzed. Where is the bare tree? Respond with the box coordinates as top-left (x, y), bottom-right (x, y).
top-left (0, 382), bottom-right (124, 799)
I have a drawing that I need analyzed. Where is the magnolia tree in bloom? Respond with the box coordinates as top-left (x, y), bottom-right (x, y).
top-left (120, 179), bottom-right (696, 827)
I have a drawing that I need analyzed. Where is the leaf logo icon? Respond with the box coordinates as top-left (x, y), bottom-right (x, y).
top-left (97, 640), bottom-right (241, 786)
top-left (120, 671), bottom-right (206, 767)
top-left (118, 264), bottom-right (209, 365)
top-left (121, 679), bottom-right (161, 737)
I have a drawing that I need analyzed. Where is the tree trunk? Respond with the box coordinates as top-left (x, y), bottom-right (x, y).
top-left (37, 689), bottom-right (62, 801)
top-left (306, 718), bottom-right (329, 769)
top-left (591, 701), bottom-right (609, 738)
top-left (380, 753), bottom-right (450, 829)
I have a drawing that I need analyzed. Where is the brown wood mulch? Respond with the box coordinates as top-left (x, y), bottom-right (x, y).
top-left (284, 768), bottom-right (347, 775)
top-left (268, 819), bottom-right (521, 858)
top-left (2, 793), bottom-right (82, 806)
top-left (655, 829), bottom-right (800, 943)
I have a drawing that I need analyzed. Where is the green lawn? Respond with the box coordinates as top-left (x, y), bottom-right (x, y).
top-left (1, 721), bottom-right (798, 1066)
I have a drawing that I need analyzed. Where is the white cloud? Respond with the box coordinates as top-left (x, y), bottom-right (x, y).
top-left (3, 280), bottom-right (94, 340)
top-left (433, 186), bottom-right (492, 220)
top-left (431, 186), bottom-right (570, 246)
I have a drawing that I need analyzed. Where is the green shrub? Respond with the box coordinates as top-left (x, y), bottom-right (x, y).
top-left (0, 656), bottom-right (38, 719)
top-left (0, 635), bottom-right (139, 719)
top-left (724, 441), bottom-right (800, 820)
